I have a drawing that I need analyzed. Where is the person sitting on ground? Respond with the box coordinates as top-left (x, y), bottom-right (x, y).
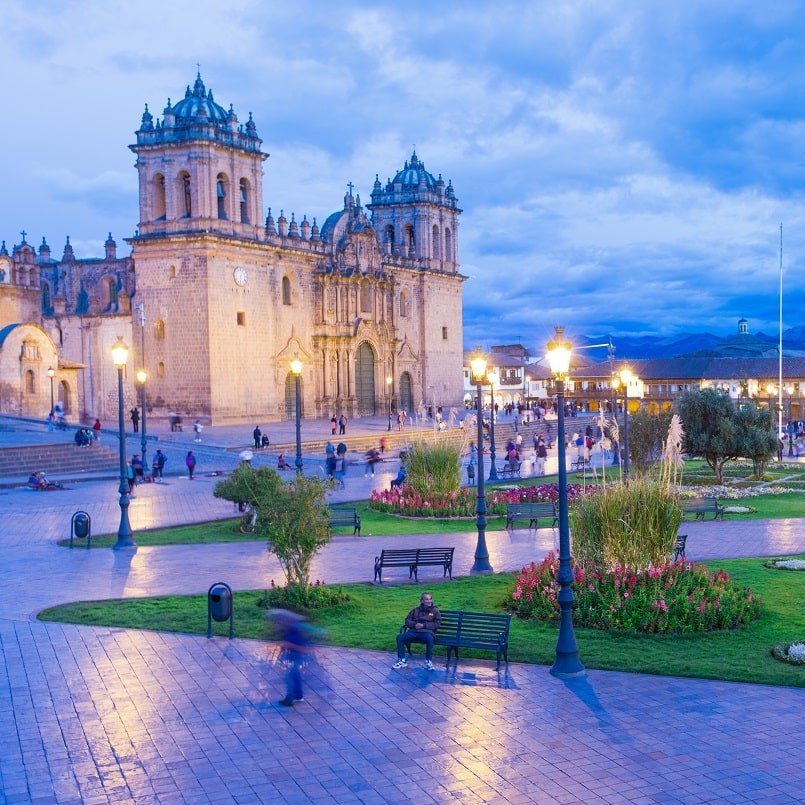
top-left (28, 471), bottom-right (46, 490)
top-left (277, 453), bottom-right (292, 471)
top-left (390, 465), bottom-right (407, 489)
top-left (393, 592), bottom-right (441, 671)
top-left (261, 434), bottom-right (270, 449)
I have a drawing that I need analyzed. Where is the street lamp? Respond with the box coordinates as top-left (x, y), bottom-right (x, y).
top-left (469, 347), bottom-right (493, 574)
top-left (386, 375), bottom-right (393, 431)
top-left (290, 357), bottom-right (303, 474)
top-left (619, 368), bottom-right (636, 480)
top-left (136, 369), bottom-right (149, 473)
top-left (111, 336), bottom-right (135, 550)
top-left (47, 366), bottom-right (55, 417)
top-left (546, 326), bottom-right (585, 678)
top-left (487, 369), bottom-right (499, 481)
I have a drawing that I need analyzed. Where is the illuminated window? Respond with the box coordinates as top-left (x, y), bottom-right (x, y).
top-left (237, 311), bottom-right (246, 326)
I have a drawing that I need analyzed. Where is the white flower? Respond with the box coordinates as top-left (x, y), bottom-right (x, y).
top-left (787, 643), bottom-right (805, 661)
top-left (773, 559), bottom-right (805, 571)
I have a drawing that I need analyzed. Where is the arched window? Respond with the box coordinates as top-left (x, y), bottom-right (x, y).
top-left (153, 173), bottom-right (166, 220)
top-left (157, 361), bottom-right (165, 377)
top-left (432, 225), bottom-right (440, 259)
top-left (107, 278), bottom-right (116, 307)
top-left (399, 290), bottom-right (409, 318)
top-left (60, 380), bottom-right (71, 413)
top-left (18, 267), bottom-right (28, 287)
top-left (154, 319), bottom-right (165, 340)
top-left (25, 370), bottom-right (35, 394)
top-left (384, 225), bottom-right (395, 252)
top-left (239, 178), bottom-right (250, 224)
top-left (179, 172), bottom-right (192, 217)
top-left (444, 228), bottom-right (452, 262)
top-left (168, 265), bottom-right (176, 279)
top-left (41, 284), bottom-right (51, 312)
top-left (216, 174), bottom-right (228, 220)
top-left (405, 224), bottom-right (415, 255)
top-left (282, 276), bottom-right (291, 305)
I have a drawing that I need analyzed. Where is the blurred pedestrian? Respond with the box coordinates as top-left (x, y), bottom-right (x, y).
top-left (269, 610), bottom-right (311, 707)
top-left (193, 420), bottom-right (203, 442)
top-left (130, 407), bottom-right (140, 433)
top-left (186, 450), bottom-right (196, 480)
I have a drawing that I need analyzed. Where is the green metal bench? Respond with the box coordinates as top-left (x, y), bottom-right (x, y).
top-left (505, 502), bottom-right (557, 529)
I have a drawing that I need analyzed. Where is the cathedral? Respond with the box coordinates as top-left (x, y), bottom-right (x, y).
top-left (0, 73), bottom-right (465, 424)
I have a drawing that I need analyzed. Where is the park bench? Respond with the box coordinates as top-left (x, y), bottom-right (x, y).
top-left (328, 507), bottom-right (361, 535)
top-left (401, 610), bottom-right (511, 670)
top-left (505, 502), bottom-right (557, 529)
top-left (571, 456), bottom-right (591, 472)
top-left (674, 534), bottom-right (687, 561)
top-left (681, 497), bottom-right (725, 520)
top-left (374, 547), bottom-right (455, 584)
top-left (497, 461), bottom-right (522, 479)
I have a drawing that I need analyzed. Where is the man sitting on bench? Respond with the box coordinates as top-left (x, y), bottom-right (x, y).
top-left (393, 592), bottom-right (441, 671)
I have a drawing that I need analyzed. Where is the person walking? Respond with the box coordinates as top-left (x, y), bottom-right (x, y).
top-left (271, 610), bottom-right (312, 708)
top-left (535, 438), bottom-right (547, 476)
top-left (193, 420), bottom-right (203, 442)
top-left (126, 461), bottom-right (136, 495)
top-left (364, 447), bottom-right (380, 476)
top-left (152, 449), bottom-right (166, 482)
top-left (130, 407), bottom-right (140, 433)
top-left (253, 425), bottom-right (262, 450)
top-left (185, 450), bottom-right (197, 480)
top-left (92, 418), bottom-right (102, 442)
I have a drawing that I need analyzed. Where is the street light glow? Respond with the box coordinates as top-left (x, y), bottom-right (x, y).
top-left (469, 348), bottom-right (487, 384)
top-left (290, 357), bottom-right (303, 375)
top-left (547, 327), bottom-right (572, 378)
top-left (136, 369), bottom-right (147, 385)
top-left (111, 337), bottom-right (129, 368)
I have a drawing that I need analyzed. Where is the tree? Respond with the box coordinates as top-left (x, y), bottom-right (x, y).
top-left (628, 408), bottom-right (674, 475)
top-left (214, 465), bottom-right (331, 593)
top-left (735, 405), bottom-right (777, 478)
top-left (674, 389), bottom-right (774, 483)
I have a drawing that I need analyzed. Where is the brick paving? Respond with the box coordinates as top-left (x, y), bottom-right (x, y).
top-left (0, 464), bottom-right (804, 801)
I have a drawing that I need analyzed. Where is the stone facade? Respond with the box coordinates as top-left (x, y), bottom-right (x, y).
top-left (0, 73), bottom-right (465, 424)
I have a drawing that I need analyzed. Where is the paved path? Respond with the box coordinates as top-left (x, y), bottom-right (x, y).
top-left (1, 473), bottom-right (804, 802)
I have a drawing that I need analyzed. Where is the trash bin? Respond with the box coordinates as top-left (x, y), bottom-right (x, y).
top-left (207, 582), bottom-right (234, 638)
top-left (70, 510), bottom-right (92, 548)
top-left (209, 584), bottom-right (232, 621)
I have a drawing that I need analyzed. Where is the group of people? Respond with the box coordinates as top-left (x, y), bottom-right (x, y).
top-left (329, 415), bottom-right (348, 435)
top-left (123, 449), bottom-right (169, 490)
top-left (252, 426), bottom-right (270, 450)
top-left (27, 471), bottom-right (63, 491)
top-left (324, 441), bottom-right (348, 480)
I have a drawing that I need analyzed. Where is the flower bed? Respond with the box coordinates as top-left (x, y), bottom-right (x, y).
top-left (504, 553), bottom-right (762, 633)
top-left (764, 558), bottom-right (805, 571)
top-left (677, 484), bottom-right (799, 499)
top-left (368, 483), bottom-right (596, 517)
top-left (771, 641), bottom-right (805, 666)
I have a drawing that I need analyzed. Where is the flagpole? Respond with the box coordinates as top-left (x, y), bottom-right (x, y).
top-left (779, 223), bottom-right (784, 439)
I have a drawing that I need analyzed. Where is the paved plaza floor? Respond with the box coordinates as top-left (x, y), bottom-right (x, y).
top-left (1, 442), bottom-right (804, 802)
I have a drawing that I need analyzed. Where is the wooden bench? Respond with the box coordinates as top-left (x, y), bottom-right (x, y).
top-left (497, 461), bottom-right (521, 479)
top-left (674, 534), bottom-right (687, 561)
top-left (571, 456), bottom-right (591, 471)
top-left (505, 502), bottom-right (557, 529)
top-left (681, 497), bottom-right (725, 520)
top-left (328, 507), bottom-right (361, 535)
top-left (374, 547), bottom-right (455, 583)
top-left (401, 610), bottom-right (511, 669)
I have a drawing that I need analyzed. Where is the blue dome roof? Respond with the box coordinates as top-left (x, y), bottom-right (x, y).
top-left (169, 73), bottom-right (228, 123)
top-left (392, 151), bottom-right (437, 189)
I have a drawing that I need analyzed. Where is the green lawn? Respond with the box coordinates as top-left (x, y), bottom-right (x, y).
top-left (38, 557), bottom-right (805, 688)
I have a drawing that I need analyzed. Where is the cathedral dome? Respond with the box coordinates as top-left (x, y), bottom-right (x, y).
top-left (391, 151), bottom-right (437, 189)
top-left (169, 73), bottom-right (228, 124)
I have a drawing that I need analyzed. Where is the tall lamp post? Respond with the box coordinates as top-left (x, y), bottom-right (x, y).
top-left (112, 337), bottom-right (135, 550)
top-left (290, 357), bottom-right (303, 474)
top-left (386, 375), bottom-right (393, 431)
top-left (547, 327), bottom-right (585, 678)
top-left (469, 348), bottom-right (493, 573)
top-left (619, 368), bottom-right (635, 480)
top-left (47, 366), bottom-right (55, 417)
top-left (488, 370), bottom-right (499, 481)
top-left (137, 370), bottom-right (149, 473)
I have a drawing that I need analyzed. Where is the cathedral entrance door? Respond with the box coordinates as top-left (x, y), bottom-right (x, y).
top-left (400, 371), bottom-right (414, 414)
top-left (355, 342), bottom-right (376, 416)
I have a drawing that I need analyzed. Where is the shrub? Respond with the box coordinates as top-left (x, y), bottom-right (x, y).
top-left (570, 475), bottom-right (682, 569)
top-left (505, 553), bottom-right (762, 633)
top-left (404, 441), bottom-right (462, 499)
top-left (257, 580), bottom-right (350, 613)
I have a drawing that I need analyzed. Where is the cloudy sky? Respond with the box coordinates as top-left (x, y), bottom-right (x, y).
top-left (3, 0), bottom-right (805, 352)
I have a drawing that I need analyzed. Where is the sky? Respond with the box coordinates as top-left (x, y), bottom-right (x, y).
top-left (3, 0), bottom-right (805, 354)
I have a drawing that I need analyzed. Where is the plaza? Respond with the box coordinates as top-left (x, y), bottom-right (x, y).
top-left (0, 416), bottom-right (804, 803)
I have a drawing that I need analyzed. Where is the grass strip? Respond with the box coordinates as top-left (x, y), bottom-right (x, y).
top-left (38, 557), bottom-right (805, 688)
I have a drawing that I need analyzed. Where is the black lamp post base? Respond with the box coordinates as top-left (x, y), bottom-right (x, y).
top-left (113, 538), bottom-right (137, 550)
top-left (550, 659), bottom-right (586, 679)
top-left (470, 562), bottom-right (493, 574)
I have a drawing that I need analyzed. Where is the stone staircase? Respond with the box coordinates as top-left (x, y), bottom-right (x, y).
top-left (0, 443), bottom-right (121, 477)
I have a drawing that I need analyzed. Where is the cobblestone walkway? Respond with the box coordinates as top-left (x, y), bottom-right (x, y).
top-left (1, 479), bottom-right (804, 802)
